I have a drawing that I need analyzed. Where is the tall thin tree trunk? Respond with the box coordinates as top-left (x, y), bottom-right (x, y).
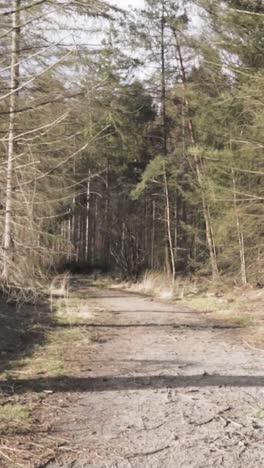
top-left (164, 168), bottom-right (176, 280)
top-left (67, 216), bottom-right (71, 261)
top-left (174, 191), bottom-right (178, 260)
top-left (85, 171), bottom-right (91, 263)
top-left (144, 194), bottom-right (148, 257)
top-left (161, 1), bottom-right (167, 157)
top-left (161, 1), bottom-right (175, 279)
top-left (151, 200), bottom-right (156, 269)
top-left (121, 222), bottom-right (125, 259)
top-left (104, 161), bottom-right (110, 268)
top-left (232, 169), bottom-right (247, 285)
top-left (70, 160), bottom-right (76, 262)
top-left (3, 0), bottom-right (20, 281)
top-left (77, 215), bottom-right (81, 263)
top-left (92, 197), bottom-right (97, 266)
top-left (161, 0), bottom-right (169, 274)
top-left (173, 30), bottom-right (219, 281)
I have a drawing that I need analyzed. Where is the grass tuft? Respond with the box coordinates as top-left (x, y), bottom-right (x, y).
top-left (256, 408), bottom-right (264, 419)
top-left (183, 296), bottom-right (229, 313)
top-left (115, 271), bottom-right (175, 300)
top-left (0, 403), bottom-right (31, 434)
top-left (220, 312), bottom-right (254, 328)
top-left (184, 295), bottom-right (254, 328)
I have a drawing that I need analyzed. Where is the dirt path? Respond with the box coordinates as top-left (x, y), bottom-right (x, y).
top-left (48, 278), bottom-right (264, 468)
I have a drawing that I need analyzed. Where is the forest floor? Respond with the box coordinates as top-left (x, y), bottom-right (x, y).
top-left (0, 276), bottom-right (264, 467)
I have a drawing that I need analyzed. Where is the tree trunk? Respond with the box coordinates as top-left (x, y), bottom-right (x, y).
top-left (3, 0), bottom-right (21, 281)
top-left (85, 171), bottom-right (91, 263)
top-left (151, 200), bottom-right (156, 269)
top-left (172, 30), bottom-right (219, 281)
top-left (174, 190), bottom-right (178, 263)
top-left (161, 0), bottom-right (167, 157)
top-left (160, 1), bottom-right (175, 280)
top-left (92, 197), bottom-right (97, 266)
top-left (232, 169), bottom-right (247, 285)
top-left (164, 168), bottom-right (176, 280)
top-left (104, 161), bottom-right (111, 269)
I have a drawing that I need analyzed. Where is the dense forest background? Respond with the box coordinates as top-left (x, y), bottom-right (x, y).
top-left (1, 0), bottom-right (264, 294)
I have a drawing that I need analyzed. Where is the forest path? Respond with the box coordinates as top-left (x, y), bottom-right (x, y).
top-left (48, 277), bottom-right (264, 468)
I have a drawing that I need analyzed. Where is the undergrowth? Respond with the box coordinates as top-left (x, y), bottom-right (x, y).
top-left (0, 277), bottom-right (92, 442)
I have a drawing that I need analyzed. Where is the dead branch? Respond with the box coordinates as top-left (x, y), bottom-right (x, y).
top-left (127, 444), bottom-right (171, 459)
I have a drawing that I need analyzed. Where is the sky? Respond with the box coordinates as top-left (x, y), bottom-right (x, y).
top-left (111, 0), bottom-right (145, 10)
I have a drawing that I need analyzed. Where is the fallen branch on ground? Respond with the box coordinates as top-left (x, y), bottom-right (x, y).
top-left (127, 444), bottom-right (171, 459)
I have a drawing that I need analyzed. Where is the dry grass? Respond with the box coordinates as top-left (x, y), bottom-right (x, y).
top-left (49, 273), bottom-right (70, 313)
top-left (0, 280), bottom-right (92, 383)
top-left (111, 271), bottom-right (221, 301)
top-left (50, 274), bottom-right (94, 322)
top-left (112, 271), bottom-right (178, 300)
top-left (1, 329), bottom-right (89, 386)
top-left (183, 296), bottom-right (229, 313)
top-left (0, 403), bottom-right (31, 435)
top-left (244, 324), bottom-right (264, 348)
top-left (214, 311), bottom-right (255, 328)
top-left (183, 293), bottom-right (255, 328)
top-left (135, 271), bottom-right (175, 299)
top-left (0, 279), bottom-right (94, 466)
top-left (54, 297), bottom-right (93, 324)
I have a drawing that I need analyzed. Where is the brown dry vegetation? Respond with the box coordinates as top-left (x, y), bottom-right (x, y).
top-left (0, 279), bottom-right (95, 467)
